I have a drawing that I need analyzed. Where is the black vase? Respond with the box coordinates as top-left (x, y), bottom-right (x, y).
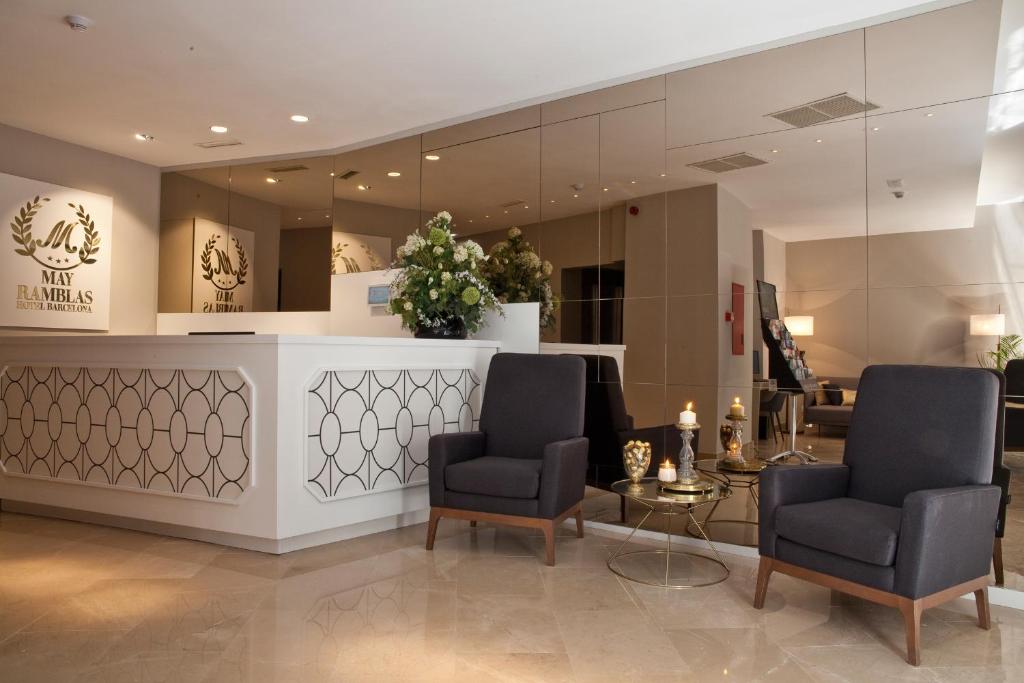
top-left (414, 317), bottom-right (468, 340)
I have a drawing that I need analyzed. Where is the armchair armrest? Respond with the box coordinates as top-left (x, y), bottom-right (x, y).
top-left (758, 463), bottom-right (849, 557)
top-left (894, 485), bottom-right (1000, 599)
top-left (538, 437), bottom-right (589, 519)
top-left (428, 431), bottom-right (486, 506)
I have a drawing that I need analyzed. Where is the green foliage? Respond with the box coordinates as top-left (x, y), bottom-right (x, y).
top-left (389, 212), bottom-right (499, 334)
top-left (978, 334), bottom-right (1023, 372)
top-left (480, 227), bottom-right (559, 330)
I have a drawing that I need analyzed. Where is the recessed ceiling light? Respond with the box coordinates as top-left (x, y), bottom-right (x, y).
top-left (266, 177), bottom-right (279, 184)
top-left (660, 173), bottom-right (666, 177)
top-left (524, 205), bottom-right (529, 209)
top-left (925, 112), bottom-right (934, 117)
top-left (210, 125), bottom-right (228, 134)
top-left (630, 180), bottom-right (637, 184)
top-left (325, 214), bottom-right (330, 218)
top-left (468, 219), bottom-right (474, 223)
top-left (871, 127), bottom-right (880, 131)
top-left (134, 133), bottom-right (154, 142)
top-left (425, 154), bottom-right (440, 161)
top-left (815, 138), bottom-right (823, 143)
top-left (290, 114), bottom-right (309, 123)
top-left (771, 149), bottom-right (780, 153)
top-left (357, 184), bottom-right (368, 191)
top-left (603, 188), bottom-right (609, 192)
top-left (485, 214), bottom-right (490, 218)
top-left (386, 171), bottom-right (401, 177)
top-left (503, 210), bottom-right (509, 214)
top-left (329, 172), bottom-right (335, 177)
top-left (298, 217), bottom-right (303, 221)
top-left (549, 199), bottom-right (556, 203)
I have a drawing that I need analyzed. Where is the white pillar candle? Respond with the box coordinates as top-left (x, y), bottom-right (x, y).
top-left (679, 401), bottom-right (697, 426)
top-left (729, 397), bottom-right (745, 418)
top-left (658, 461), bottom-right (677, 483)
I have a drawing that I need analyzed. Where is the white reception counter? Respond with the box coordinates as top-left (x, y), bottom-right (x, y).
top-left (0, 334), bottom-right (499, 552)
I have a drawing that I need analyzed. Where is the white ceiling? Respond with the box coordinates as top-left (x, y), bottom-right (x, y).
top-left (0, 0), bottom-right (964, 168)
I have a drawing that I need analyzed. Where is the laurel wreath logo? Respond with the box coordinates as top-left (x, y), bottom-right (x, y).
top-left (200, 234), bottom-right (248, 290)
top-left (9, 196), bottom-right (102, 270)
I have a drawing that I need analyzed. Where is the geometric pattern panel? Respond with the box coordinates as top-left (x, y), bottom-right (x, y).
top-left (0, 366), bottom-right (251, 500)
top-left (306, 369), bottom-right (480, 502)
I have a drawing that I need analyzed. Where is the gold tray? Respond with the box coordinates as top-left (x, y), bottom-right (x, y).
top-left (659, 478), bottom-right (715, 493)
top-left (718, 459), bottom-right (766, 474)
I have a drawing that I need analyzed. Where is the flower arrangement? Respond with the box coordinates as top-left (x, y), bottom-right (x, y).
top-left (481, 226), bottom-right (558, 329)
top-left (389, 212), bottom-right (499, 338)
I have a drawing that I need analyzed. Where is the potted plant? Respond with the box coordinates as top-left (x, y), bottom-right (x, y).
top-left (481, 226), bottom-right (559, 330)
top-left (389, 212), bottom-right (499, 339)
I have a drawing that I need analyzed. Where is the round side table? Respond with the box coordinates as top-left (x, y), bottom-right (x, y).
top-left (685, 458), bottom-right (765, 547)
top-left (608, 478), bottom-right (731, 589)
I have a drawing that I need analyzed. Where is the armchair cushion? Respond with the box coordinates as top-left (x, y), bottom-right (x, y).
top-left (758, 463), bottom-right (850, 557)
top-left (445, 456), bottom-right (543, 499)
top-left (776, 497), bottom-right (902, 567)
top-left (428, 431), bottom-right (486, 507)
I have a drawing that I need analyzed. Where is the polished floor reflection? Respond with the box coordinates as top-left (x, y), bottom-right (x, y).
top-left (1, 503), bottom-right (1023, 682)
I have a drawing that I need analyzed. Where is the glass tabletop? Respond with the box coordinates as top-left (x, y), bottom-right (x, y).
top-left (610, 478), bottom-right (731, 505)
top-left (695, 458), bottom-right (766, 476)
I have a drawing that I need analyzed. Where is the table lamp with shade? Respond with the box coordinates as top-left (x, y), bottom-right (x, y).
top-left (970, 313), bottom-right (1005, 337)
top-left (784, 315), bottom-right (814, 336)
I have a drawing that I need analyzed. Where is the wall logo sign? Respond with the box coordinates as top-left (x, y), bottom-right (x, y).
top-left (1, 172), bottom-right (112, 330)
top-left (330, 231), bottom-right (391, 275)
top-left (191, 219), bottom-right (254, 313)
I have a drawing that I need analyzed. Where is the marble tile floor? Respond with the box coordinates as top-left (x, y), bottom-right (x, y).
top-left (2, 507), bottom-right (1024, 681)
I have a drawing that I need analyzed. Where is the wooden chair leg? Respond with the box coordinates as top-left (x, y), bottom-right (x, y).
top-left (975, 586), bottom-right (992, 630)
top-left (542, 520), bottom-right (556, 566)
top-left (993, 537), bottom-right (1004, 586)
top-left (753, 556), bottom-right (773, 609)
top-left (575, 505), bottom-right (584, 538)
top-left (898, 597), bottom-right (923, 666)
top-left (469, 520), bottom-right (477, 527)
top-left (425, 508), bottom-right (441, 550)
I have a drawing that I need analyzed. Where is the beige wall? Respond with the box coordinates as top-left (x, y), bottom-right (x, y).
top-left (279, 226), bottom-right (332, 312)
top-left (331, 198), bottom-right (421, 258)
top-left (784, 201), bottom-right (1024, 377)
top-left (159, 173), bottom-right (281, 313)
top-left (0, 123), bottom-right (160, 335)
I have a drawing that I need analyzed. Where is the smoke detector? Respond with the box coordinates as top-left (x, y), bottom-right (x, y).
top-left (65, 15), bottom-right (94, 32)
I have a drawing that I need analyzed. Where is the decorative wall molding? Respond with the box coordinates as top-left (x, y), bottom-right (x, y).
top-left (0, 366), bottom-right (251, 500)
top-left (306, 368), bottom-right (480, 502)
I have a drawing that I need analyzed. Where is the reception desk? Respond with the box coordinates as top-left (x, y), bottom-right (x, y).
top-left (0, 334), bottom-right (498, 552)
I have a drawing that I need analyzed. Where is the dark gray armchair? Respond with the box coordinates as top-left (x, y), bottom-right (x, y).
top-left (425, 353), bottom-right (588, 565)
top-left (754, 365), bottom-right (1001, 666)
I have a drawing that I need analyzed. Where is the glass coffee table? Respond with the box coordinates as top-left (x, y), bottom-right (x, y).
top-left (608, 477), bottom-right (731, 589)
top-left (685, 458), bottom-right (766, 548)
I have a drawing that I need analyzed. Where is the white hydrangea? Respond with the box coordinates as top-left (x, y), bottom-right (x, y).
top-left (542, 260), bottom-right (553, 275)
top-left (433, 245), bottom-right (443, 255)
top-left (436, 211), bottom-right (452, 223)
top-left (429, 289), bottom-right (438, 300)
top-left (453, 245), bottom-right (468, 263)
top-left (401, 233), bottom-right (425, 255)
top-left (441, 271), bottom-right (452, 282)
top-left (403, 301), bottom-right (413, 311)
top-left (466, 240), bottom-right (484, 258)
top-left (508, 226), bottom-right (522, 238)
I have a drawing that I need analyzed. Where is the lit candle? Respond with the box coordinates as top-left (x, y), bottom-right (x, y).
top-left (679, 401), bottom-right (697, 426)
top-left (658, 460), bottom-right (677, 483)
top-left (729, 396), bottom-right (745, 418)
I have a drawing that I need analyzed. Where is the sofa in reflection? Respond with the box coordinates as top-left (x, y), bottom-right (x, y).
top-left (804, 376), bottom-right (859, 434)
top-left (755, 365), bottom-right (1001, 666)
top-left (571, 355), bottom-right (699, 517)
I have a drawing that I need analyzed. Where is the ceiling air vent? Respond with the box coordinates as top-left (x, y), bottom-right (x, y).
top-left (500, 199), bottom-right (527, 208)
top-left (335, 169), bottom-right (360, 180)
top-left (766, 93), bottom-right (879, 128)
top-left (267, 164), bottom-right (309, 174)
top-left (194, 139), bottom-right (243, 149)
top-left (687, 153), bottom-right (767, 174)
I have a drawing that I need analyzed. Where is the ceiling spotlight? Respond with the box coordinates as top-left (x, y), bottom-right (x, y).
top-left (660, 173), bottom-right (666, 177)
top-left (266, 177), bottom-right (279, 184)
top-left (134, 133), bottom-right (154, 142)
top-left (925, 112), bottom-right (934, 117)
top-left (630, 180), bottom-right (637, 184)
top-left (298, 217), bottom-right (303, 221)
top-left (425, 154), bottom-right (440, 161)
top-left (290, 114), bottom-right (309, 123)
top-left (503, 210), bottom-right (509, 214)
top-left (573, 193), bottom-right (579, 198)
top-left (549, 199), bottom-right (556, 203)
top-left (770, 149), bottom-right (779, 153)
top-left (468, 219), bottom-right (473, 223)
top-left (325, 214), bottom-right (330, 218)
top-left (524, 205), bottom-right (528, 209)
top-left (485, 214), bottom-right (490, 218)
top-left (603, 188), bottom-right (609, 192)
top-left (815, 138), bottom-right (823, 143)
top-left (386, 171), bottom-right (401, 177)
top-left (65, 15), bottom-right (94, 32)
top-left (210, 125), bottom-right (228, 134)
top-left (357, 184), bottom-right (368, 191)
top-left (871, 127), bottom-right (880, 131)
